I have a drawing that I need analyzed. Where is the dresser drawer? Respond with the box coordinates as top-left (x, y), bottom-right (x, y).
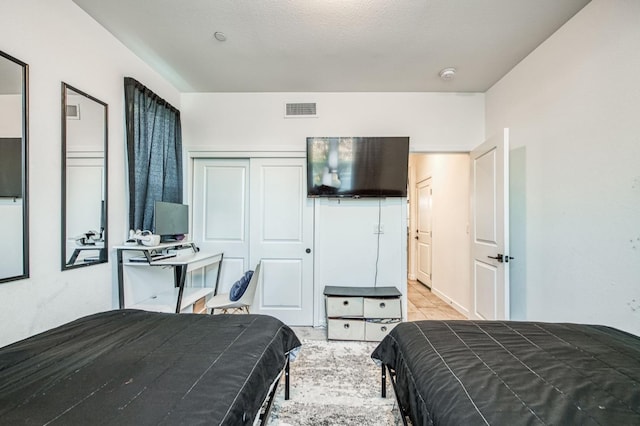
top-left (365, 320), bottom-right (400, 341)
top-left (363, 297), bottom-right (401, 318)
top-left (326, 296), bottom-right (364, 317)
top-left (327, 318), bottom-right (365, 340)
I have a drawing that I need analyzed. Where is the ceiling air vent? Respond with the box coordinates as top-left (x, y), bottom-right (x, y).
top-left (284, 102), bottom-right (318, 118)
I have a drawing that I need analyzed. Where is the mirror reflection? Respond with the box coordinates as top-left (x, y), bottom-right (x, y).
top-left (0, 51), bottom-right (28, 283)
top-left (61, 83), bottom-right (108, 269)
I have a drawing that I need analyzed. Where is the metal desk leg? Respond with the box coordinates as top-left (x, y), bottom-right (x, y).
top-left (213, 253), bottom-right (224, 296)
top-left (117, 249), bottom-right (125, 309)
top-left (66, 249), bottom-right (81, 266)
top-left (175, 264), bottom-right (188, 313)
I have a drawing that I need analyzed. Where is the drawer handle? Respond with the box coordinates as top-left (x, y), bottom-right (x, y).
top-left (343, 300), bottom-right (349, 306)
top-left (344, 323), bottom-right (350, 329)
top-left (381, 326), bottom-right (387, 332)
top-left (379, 302), bottom-right (386, 309)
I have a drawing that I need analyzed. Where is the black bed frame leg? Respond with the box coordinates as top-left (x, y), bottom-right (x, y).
top-left (285, 357), bottom-right (290, 400)
top-left (381, 365), bottom-right (387, 398)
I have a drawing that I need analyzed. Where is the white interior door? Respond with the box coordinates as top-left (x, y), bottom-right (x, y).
top-left (470, 128), bottom-right (510, 320)
top-left (192, 159), bottom-right (250, 292)
top-left (249, 158), bottom-right (314, 325)
top-left (416, 178), bottom-right (432, 287)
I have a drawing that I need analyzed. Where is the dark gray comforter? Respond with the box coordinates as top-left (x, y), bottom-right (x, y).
top-left (0, 310), bottom-right (301, 425)
top-left (372, 320), bottom-right (640, 425)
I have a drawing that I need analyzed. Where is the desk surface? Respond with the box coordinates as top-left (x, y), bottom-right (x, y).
top-left (149, 251), bottom-right (222, 266)
top-left (114, 241), bottom-right (194, 250)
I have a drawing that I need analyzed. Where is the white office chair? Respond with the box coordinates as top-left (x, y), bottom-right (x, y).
top-left (207, 262), bottom-right (261, 314)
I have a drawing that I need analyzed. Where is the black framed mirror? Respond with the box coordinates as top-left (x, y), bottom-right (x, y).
top-left (0, 50), bottom-right (29, 283)
top-left (61, 83), bottom-right (108, 270)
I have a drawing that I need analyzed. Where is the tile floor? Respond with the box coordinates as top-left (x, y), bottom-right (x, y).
top-left (407, 279), bottom-right (466, 321)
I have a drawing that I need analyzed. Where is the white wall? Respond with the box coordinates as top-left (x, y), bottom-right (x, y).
top-left (182, 92), bottom-right (484, 152)
top-left (313, 197), bottom-right (407, 326)
top-left (486, 0), bottom-right (640, 335)
top-left (182, 92), bottom-right (484, 325)
top-left (0, 0), bottom-right (180, 347)
top-left (409, 153), bottom-right (471, 315)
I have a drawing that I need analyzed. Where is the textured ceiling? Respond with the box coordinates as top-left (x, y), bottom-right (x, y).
top-left (72, 0), bottom-right (591, 93)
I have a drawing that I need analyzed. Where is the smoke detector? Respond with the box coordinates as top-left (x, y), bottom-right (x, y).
top-left (439, 67), bottom-right (456, 81)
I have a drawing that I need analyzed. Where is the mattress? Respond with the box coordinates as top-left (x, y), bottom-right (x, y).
top-left (0, 310), bottom-right (301, 425)
top-left (372, 320), bottom-right (640, 425)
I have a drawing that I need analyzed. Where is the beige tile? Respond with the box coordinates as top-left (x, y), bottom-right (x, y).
top-left (420, 308), bottom-right (444, 320)
top-left (407, 301), bottom-right (420, 313)
top-left (408, 310), bottom-right (427, 321)
top-left (414, 285), bottom-right (433, 296)
top-left (411, 296), bottom-right (436, 308)
top-left (407, 287), bottom-right (424, 296)
top-left (407, 280), bottom-right (467, 321)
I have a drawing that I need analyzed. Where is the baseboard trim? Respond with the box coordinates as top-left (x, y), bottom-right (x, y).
top-left (431, 287), bottom-right (469, 318)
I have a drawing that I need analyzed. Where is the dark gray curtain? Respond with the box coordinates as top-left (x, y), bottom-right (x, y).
top-left (124, 77), bottom-right (182, 231)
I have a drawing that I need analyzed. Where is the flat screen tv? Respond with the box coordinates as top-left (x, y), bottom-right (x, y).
top-left (306, 136), bottom-right (409, 198)
top-left (153, 201), bottom-right (188, 242)
top-left (0, 138), bottom-right (22, 198)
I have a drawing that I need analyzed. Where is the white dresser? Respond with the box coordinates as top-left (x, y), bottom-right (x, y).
top-left (324, 286), bottom-right (402, 341)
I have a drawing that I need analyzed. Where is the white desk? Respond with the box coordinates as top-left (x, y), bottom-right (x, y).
top-left (115, 242), bottom-right (223, 313)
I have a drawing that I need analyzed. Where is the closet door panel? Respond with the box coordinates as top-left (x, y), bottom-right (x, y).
top-left (250, 158), bottom-right (314, 325)
top-left (192, 159), bottom-right (250, 292)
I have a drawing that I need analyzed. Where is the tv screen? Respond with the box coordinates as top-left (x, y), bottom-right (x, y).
top-left (0, 138), bottom-right (22, 198)
top-left (306, 137), bottom-right (409, 198)
top-left (153, 201), bottom-right (188, 241)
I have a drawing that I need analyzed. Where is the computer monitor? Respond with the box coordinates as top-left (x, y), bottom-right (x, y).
top-left (153, 201), bottom-right (188, 241)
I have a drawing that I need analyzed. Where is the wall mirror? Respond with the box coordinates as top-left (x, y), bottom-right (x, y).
top-left (61, 83), bottom-right (108, 270)
top-left (0, 51), bottom-right (29, 283)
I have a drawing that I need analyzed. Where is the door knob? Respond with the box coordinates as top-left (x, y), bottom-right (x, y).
top-left (487, 254), bottom-right (515, 263)
top-left (305, 248), bottom-right (311, 254)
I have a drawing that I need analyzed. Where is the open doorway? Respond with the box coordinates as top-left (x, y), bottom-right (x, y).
top-left (406, 153), bottom-right (470, 321)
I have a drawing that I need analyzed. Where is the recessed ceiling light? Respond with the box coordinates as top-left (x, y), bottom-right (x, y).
top-left (439, 68), bottom-right (456, 81)
top-left (213, 32), bottom-right (227, 42)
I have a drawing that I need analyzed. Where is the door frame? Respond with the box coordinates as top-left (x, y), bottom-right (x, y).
top-left (407, 152), bottom-right (471, 314)
top-left (407, 147), bottom-right (508, 320)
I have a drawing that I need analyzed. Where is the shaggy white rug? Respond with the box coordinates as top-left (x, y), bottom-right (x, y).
top-left (267, 339), bottom-right (400, 425)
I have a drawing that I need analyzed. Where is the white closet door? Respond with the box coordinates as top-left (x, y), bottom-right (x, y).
top-left (192, 156), bottom-right (315, 325)
top-left (192, 158), bottom-right (250, 292)
top-left (249, 158), bottom-right (314, 325)
top-left (416, 177), bottom-right (433, 287)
